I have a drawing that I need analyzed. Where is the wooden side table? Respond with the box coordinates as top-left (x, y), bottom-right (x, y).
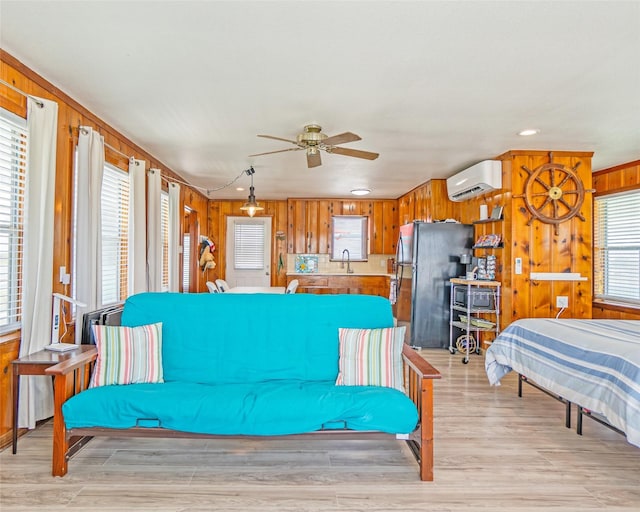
top-left (11, 345), bottom-right (96, 454)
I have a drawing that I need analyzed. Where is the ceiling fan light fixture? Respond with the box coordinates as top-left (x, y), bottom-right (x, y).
top-left (351, 188), bottom-right (371, 196)
top-left (251, 124), bottom-right (378, 168)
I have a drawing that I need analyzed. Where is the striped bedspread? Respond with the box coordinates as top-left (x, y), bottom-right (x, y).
top-left (485, 319), bottom-right (640, 448)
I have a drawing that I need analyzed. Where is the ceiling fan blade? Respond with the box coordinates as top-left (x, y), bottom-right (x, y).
top-left (249, 147), bottom-right (303, 157)
top-left (307, 151), bottom-right (322, 168)
top-left (322, 132), bottom-right (361, 146)
top-left (257, 134), bottom-right (298, 145)
top-left (329, 146), bottom-right (379, 160)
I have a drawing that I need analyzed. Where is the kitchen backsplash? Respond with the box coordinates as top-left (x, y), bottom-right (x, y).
top-left (287, 253), bottom-right (395, 274)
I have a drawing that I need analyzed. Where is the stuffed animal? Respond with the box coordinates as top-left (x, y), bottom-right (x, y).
top-left (198, 238), bottom-right (216, 272)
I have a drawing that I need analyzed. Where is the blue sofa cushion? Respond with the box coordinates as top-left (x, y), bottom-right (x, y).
top-left (120, 293), bottom-right (395, 385)
top-left (62, 381), bottom-right (418, 435)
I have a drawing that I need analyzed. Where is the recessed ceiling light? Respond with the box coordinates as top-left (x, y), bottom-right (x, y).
top-left (351, 188), bottom-right (371, 196)
top-left (518, 129), bottom-right (540, 136)
top-left (236, 187), bottom-right (245, 191)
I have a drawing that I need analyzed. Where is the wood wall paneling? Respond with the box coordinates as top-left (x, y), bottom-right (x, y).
top-left (208, 200), bottom-right (289, 288)
top-left (456, 151), bottom-right (594, 328)
top-left (397, 179), bottom-right (459, 225)
top-left (1, 52), bottom-right (210, 449)
top-left (0, 337), bottom-right (20, 448)
top-left (593, 159), bottom-right (640, 196)
top-left (591, 159), bottom-right (640, 319)
top-left (382, 200), bottom-right (398, 254)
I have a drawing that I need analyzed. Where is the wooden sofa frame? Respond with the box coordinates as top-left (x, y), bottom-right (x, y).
top-left (46, 344), bottom-right (441, 480)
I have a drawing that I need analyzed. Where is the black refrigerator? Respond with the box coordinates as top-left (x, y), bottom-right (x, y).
top-left (395, 221), bottom-right (474, 348)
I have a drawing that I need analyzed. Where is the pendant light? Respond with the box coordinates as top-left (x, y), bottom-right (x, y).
top-left (239, 167), bottom-right (264, 217)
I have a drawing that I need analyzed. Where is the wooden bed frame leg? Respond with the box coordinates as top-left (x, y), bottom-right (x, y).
top-left (51, 375), bottom-right (69, 477)
top-left (420, 379), bottom-right (434, 481)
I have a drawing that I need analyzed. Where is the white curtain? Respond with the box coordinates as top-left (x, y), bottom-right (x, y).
top-left (147, 169), bottom-right (162, 292)
top-left (128, 158), bottom-right (147, 295)
top-left (18, 97), bottom-right (58, 429)
top-left (74, 127), bottom-right (104, 342)
top-left (168, 182), bottom-right (181, 292)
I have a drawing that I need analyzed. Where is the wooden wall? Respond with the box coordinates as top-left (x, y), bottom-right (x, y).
top-left (207, 200), bottom-right (290, 288)
top-left (457, 151), bottom-right (594, 327)
top-left (0, 51), bottom-right (209, 448)
top-left (2, 49), bottom-right (637, 450)
top-left (396, 154), bottom-right (600, 336)
top-left (592, 159), bottom-right (640, 320)
top-left (207, 198), bottom-right (398, 289)
top-left (398, 179), bottom-right (458, 224)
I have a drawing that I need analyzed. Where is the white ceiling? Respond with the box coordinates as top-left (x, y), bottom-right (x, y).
top-left (1, 1), bottom-right (639, 200)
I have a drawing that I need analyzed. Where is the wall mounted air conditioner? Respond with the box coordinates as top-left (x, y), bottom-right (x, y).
top-left (446, 160), bottom-right (502, 202)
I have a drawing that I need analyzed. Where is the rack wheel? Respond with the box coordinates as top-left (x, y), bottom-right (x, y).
top-left (462, 357), bottom-right (469, 364)
top-left (449, 347), bottom-right (456, 354)
top-left (475, 348), bottom-right (481, 355)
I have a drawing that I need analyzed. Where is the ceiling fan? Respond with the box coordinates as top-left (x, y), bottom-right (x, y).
top-left (249, 124), bottom-right (379, 168)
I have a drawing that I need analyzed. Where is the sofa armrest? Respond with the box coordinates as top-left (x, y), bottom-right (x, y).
top-left (45, 346), bottom-right (98, 376)
top-left (45, 346), bottom-right (97, 477)
top-left (402, 345), bottom-right (440, 481)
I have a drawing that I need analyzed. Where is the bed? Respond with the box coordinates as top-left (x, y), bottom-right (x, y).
top-left (485, 318), bottom-right (640, 448)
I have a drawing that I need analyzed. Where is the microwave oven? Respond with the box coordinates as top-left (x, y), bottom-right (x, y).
top-left (453, 287), bottom-right (494, 310)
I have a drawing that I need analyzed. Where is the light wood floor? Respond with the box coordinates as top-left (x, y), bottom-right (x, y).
top-left (1, 349), bottom-right (639, 511)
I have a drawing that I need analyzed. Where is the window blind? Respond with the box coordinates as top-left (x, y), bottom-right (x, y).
top-left (101, 164), bottom-right (130, 305)
top-left (234, 222), bottom-right (265, 270)
top-left (594, 190), bottom-right (640, 304)
top-left (183, 230), bottom-right (191, 292)
top-left (160, 191), bottom-right (169, 291)
top-left (0, 109), bottom-right (27, 333)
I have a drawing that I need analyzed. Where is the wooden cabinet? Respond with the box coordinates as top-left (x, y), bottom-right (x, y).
top-left (287, 274), bottom-right (391, 298)
top-left (0, 337), bottom-right (20, 450)
top-left (394, 276), bottom-right (412, 322)
top-left (288, 200), bottom-right (320, 254)
top-left (398, 179), bottom-right (458, 224)
top-left (288, 199), bottom-right (398, 255)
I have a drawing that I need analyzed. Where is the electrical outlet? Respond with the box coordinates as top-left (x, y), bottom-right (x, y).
top-left (556, 296), bottom-right (568, 308)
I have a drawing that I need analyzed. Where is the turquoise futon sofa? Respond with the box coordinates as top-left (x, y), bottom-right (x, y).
top-left (47, 293), bottom-right (441, 480)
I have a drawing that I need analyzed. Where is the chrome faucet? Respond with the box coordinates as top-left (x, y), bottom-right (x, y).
top-left (341, 249), bottom-right (354, 274)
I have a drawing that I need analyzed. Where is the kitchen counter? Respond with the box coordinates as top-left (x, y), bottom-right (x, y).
top-left (286, 272), bottom-right (395, 277)
top-left (285, 273), bottom-right (392, 298)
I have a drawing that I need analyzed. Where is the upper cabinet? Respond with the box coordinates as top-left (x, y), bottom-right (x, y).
top-left (398, 179), bottom-right (458, 224)
top-left (287, 200), bottom-right (320, 253)
top-left (287, 199), bottom-right (398, 255)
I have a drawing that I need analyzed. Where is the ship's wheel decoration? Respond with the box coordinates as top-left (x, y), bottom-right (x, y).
top-left (513, 161), bottom-right (594, 235)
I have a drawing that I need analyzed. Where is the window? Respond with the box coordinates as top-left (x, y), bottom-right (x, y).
top-left (331, 215), bottom-right (368, 261)
top-left (160, 191), bottom-right (169, 291)
top-left (0, 109), bottom-right (27, 333)
top-left (101, 164), bottom-right (130, 305)
top-left (594, 190), bottom-right (640, 305)
top-left (234, 222), bottom-right (265, 270)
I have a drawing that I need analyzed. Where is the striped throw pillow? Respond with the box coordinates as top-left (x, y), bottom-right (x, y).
top-left (90, 323), bottom-right (163, 387)
top-left (335, 326), bottom-right (406, 391)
